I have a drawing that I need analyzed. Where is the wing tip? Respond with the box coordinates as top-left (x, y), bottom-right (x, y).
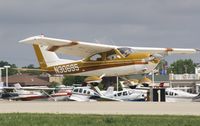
top-left (196, 48), bottom-right (200, 52)
top-left (18, 35), bottom-right (44, 43)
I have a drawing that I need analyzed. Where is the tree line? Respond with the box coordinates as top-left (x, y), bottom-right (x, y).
top-left (157, 59), bottom-right (197, 74)
top-left (0, 61), bottom-right (40, 76)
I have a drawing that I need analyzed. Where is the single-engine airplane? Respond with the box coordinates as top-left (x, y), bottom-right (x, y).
top-left (19, 35), bottom-right (199, 76)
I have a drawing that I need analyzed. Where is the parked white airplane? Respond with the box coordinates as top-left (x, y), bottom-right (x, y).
top-left (68, 86), bottom-right (99, 101)
top-left (0, 83), bottom-right (72, 101)
top-left (94, 86), bottom-right (146, 101)
top-left (165, 88), bottom-right (198, 102)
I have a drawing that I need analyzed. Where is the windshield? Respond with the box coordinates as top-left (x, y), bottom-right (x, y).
top-left (117, 48), bottom-right (134, 57)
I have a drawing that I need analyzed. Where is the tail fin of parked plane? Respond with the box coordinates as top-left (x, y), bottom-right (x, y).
top-left (105, 86), bottom-right (114, 96)
top-left (13, 83), bottom-right (22, 88)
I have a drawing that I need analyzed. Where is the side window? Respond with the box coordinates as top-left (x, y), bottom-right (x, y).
top-left (89, 54), bottom-right (102, 61)
top-left (87, 91), bottom-right (90, 95)
top-left (128, 90), bottom-right (134, 95)
top-left (73, 88), bottom-right (78, 93)
top-left (79, 88), bottom-right (83, 93)
top-left (106, 50), bottom-right (119, 60)
top-left (117, 48), bottom-right (134, 57)
top-left (83, 90), bottom-right (87, 94)
top-left (117, 92), bottom-right (122, 96)
top-left (123, 91), bottom-right (128, 96)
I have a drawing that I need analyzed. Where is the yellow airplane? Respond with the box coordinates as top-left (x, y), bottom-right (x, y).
top-left (19, 35), bottom-right (198, 76)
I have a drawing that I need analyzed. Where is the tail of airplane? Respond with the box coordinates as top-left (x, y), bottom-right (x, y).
top-left (33, 44), bottom-right (59, 69)
top-left (104, 86), bottom-right (114, 96)
top-left (19, 35), bottom-right (74, 70)
top-left (13, 83), bottom-right (22, 88)
top-left (33, 44), bottom-right (73, 69)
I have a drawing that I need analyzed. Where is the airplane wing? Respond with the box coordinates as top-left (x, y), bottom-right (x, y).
top-left (130, 47), bottom-right (199, 56)
top-left (0, 86), bottom-right (71, 91)
top-left (19, 35), bottom-right (198, 58)
top-left (95, 96), bottom-right (123, 101)
top-left (12, 68), bottom-right (49, 72)
top-left (92, 86), bottom-right (122, 101)
top-left (19, 35), bottom-right (116, 58)
top-left (0, 87), bottom-right (56, 90)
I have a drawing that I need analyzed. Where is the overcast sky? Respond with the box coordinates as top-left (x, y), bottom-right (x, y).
top-left (0, 0), bottom-right (200, 67)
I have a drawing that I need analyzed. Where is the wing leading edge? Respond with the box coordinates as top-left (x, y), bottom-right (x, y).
top-left (19, 35), bottom-right (116, 58)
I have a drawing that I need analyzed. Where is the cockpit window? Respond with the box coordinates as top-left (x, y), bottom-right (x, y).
top-left (73, 88), bottom-right (78, 92)
top-left (117, 48), bottom-right (134, 57)
top-left (89, 54), bottom-right (102, 61)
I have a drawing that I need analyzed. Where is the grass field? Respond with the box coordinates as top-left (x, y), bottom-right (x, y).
top-left (0, 113), bottom-right (200, 126)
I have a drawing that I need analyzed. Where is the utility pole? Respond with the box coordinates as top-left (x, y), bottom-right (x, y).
top-left (4, 66), bottom-right (10, 87)
top-left (0, 67), bottom-right (4, 82)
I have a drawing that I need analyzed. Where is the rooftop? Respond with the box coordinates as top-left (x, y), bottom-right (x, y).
top-left (2, 73), bottom-right (50, 86)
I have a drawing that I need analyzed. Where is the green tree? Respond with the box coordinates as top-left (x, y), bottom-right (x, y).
top-left (22, 64), bottom-right (41, 75)
top-left (156, 59), bottom-right (168, 74)
top-left (62, 76), bottom-right (86, 86)
top-left (0, 61), bottom-right (18, 76)
top-left (26, 64), bottom-right (35, 68)
top-left (169, 59), bottom-right (196, 74)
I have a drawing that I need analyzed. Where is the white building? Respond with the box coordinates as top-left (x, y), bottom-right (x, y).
top-left (169, 67), bottom-right (200, 93)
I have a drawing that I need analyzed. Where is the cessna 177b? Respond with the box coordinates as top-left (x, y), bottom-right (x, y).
top-left (19, 35), bottom-right (199, 76)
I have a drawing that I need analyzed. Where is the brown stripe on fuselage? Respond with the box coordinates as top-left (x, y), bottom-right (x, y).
top-left (48, 60), bottom-right (150, 75)
top-left (80, 61), bottom-right (148, 72)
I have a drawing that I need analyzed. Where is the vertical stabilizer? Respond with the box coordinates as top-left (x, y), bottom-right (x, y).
top-left (33, 44), bottom-right (60, 69)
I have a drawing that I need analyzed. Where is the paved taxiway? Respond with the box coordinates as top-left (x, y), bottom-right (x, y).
top-left (0, 101), bottom-right (200, 115)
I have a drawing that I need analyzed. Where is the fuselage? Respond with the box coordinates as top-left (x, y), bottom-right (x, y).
top-left (102, 89), bottom-right (146, 101)
top-left (45, 48), bottom-right (159, 76)
top-left (165, 88), bottom-right (197, 102)
top-left (69, 87), bottom-right (99, 101)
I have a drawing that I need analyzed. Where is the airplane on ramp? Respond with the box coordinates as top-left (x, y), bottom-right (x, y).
top-left (0, 83), bottom-right (72, 101)
top-left (93, 86), bottom-right (145, 101)
top-left (19, 35), bottom-right (199, 76)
